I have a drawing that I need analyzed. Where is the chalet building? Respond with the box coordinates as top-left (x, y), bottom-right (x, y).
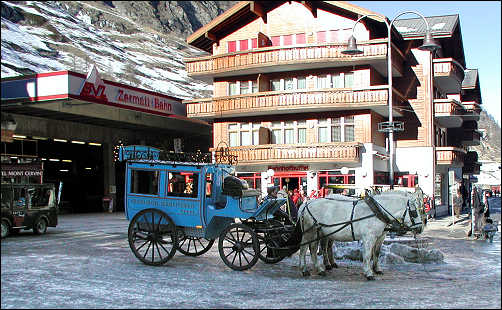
top-left (183, 1), bottom-right (482, 208)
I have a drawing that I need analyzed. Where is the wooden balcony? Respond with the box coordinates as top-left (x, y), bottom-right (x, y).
top-left (434, 98), bottom-right (464, 128)
top-left (461, 130), bottom-right (481, 146)
top-left (212, 143), bottom-right (362, 166)
top-left (461, 101), bottom-right (481, 121)
top-left (436, 146), bottom-right (465, 167)
top-left (433, 58), bottom-right (465, 94)
top-left (185, 86), bottom-right (407, 120)
top-left (185, 39), bottom-right (405, 82)
top-left (463, 162), bottom-right (481, 175)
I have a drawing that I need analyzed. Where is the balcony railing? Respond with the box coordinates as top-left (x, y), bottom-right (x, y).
top-left (185, 86), bottom-right (407, 119)
top-left (433, 58), bottom-right (465, 94)
top-left (434, 98), bottom-right (464, 128)
top-left (185, 39), bottom-right (405, 79)
top-left (436, 146), bottom-right (466, 166)
top-left (211, 143), bottom-right (361, 165)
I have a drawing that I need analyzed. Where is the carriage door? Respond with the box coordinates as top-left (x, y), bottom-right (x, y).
top-left (202, 167), bottom-right (216, 227)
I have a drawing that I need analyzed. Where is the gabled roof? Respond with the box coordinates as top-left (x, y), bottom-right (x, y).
top-left (393, 14), bottom-right (459, 38)
top-left (462, 69), bottom-right (478, 89)
top-left (462, 69), bottom-right (482, 104)
top-left (187, 1), bottom-right (390, 53)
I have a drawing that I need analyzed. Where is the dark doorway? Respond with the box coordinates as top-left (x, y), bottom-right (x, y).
top-left (280, 177), bottom-right (300, 192)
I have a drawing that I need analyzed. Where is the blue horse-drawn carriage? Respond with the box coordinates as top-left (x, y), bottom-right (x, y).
top-left (118, 145), bottom-right (297, 270)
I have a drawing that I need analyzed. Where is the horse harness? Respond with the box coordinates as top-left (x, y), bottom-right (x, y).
top-left (300, 194), bottom-right (420, 245)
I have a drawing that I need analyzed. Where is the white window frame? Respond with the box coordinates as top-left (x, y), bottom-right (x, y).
top-left (317, 117), bottom-right (355, 143)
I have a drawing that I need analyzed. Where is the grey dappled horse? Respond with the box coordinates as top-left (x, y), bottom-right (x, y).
top-left (298, 188), bottom-right (425, 280)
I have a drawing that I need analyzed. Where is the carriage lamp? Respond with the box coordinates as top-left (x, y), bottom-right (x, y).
top-left (342, 11), bottom-right (440, 188)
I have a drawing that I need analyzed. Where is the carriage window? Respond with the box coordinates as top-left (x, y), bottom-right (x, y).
top-left (168, 172), bottom-right (199, 198)
top-left (131, 170), bottom-right (159, 195)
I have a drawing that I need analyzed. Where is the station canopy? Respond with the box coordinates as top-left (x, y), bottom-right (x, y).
top-left (1, 66), bottom-right (210, 135)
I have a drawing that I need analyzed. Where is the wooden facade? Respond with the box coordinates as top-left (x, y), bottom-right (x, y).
top-left (184, 1), bottom-right (481, 200)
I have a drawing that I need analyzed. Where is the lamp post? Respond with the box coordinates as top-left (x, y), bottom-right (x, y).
top-left (342, 11), bottom-right (440, 189)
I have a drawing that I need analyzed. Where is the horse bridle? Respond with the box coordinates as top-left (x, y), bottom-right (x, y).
top-left (367, 194), bottom-right (423, 235)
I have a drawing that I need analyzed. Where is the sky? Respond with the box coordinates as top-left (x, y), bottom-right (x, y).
top-left (353, 1), bottom-right (501, 126)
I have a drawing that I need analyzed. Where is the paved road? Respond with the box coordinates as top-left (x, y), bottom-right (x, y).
top-left (1, 212), bottom-right (500, 309)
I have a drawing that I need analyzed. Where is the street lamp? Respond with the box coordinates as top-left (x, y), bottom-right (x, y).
top-left (342, 11), bottom-right (440, 189)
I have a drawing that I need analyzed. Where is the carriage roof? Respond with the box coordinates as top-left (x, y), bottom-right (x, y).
top-left (117, 145), bottom-right (235, 169)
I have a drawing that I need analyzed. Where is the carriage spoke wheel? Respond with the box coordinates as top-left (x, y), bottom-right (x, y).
top-left (177, 231), bottom-right (215, 257)
top-left (218, 223), bottom-right (259, 271)
top-left (128, 209), bottom-right (177, 266)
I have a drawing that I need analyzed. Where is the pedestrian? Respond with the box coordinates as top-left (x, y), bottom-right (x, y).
top-left (452, 183), bottom-right (463, 218)
top-left (292, 188), bottom-right (302, 207)
top-left (483, 190), bottom-right (490, 219)
top-left (265, 185), bottom-right (279, 200)
top-left (467, 186), bottom-right (484, 237)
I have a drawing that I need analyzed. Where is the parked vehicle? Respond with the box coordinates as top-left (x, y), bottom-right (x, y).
top-left (1, 183), bottom-right (58, 238)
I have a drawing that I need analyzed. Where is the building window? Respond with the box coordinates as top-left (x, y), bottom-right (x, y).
top-left (344, 72), bottom-right (354, 88)
top-left (296, 33), bottom-right (306, 44)
top-left (229, 80), bottom-right (258, 96)
top-left (298, 120), bottom-right (307, 144)
top-left (318, 117), bottom-right (355, 143)
top-left (270, 79), bottom-right (281, 91)
top-left (332, 73), bottom-right (344, 88)
top-left (239, 39), bottom-right (248, 51)
top-left (297, 76), bottom-right (307, 89)
top-left (228, 123), bottom-right (261, 146)
top-left (228, 41), bottom-right (237, 53)
top-left (344, 116), bottom-right (355, 141)
top-left (237, 172), bottom-right (261, 189)
top-left (285, 78), bottom-right (295, 91)
top-left (229, 82), bottom-right (239, 96)
top-left (318, 75), bottom-right (331, 89)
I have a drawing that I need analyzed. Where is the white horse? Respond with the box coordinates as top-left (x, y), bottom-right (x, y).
top-left (298, 188), bottom-right (425, 280)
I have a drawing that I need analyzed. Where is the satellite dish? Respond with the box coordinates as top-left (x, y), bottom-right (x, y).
top-left (340, 167), bottom-right (349, 175)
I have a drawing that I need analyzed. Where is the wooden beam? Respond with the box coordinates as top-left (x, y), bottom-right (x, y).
top-left (301, 1), bottom-right (317, 18)
top-left (250, 1), bottom-right (267, 23)
top-left (204, 31), bottom-right (217, 42)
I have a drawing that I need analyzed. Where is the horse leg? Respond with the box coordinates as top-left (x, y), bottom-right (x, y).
top-left (321, 238), bottom-right (337, 271)
top-left (372, 233), bottom-right (386, 275)
top-left (327, 239), bottom-right (338, 269)
top-left (310, 238), bottom-right (325, 276)
top-left (320, 238), bottom-right (331, 271)
top-left (299, 235), bottom-right (310, 277)
top-left (361, 236), bottom-right (377, 280)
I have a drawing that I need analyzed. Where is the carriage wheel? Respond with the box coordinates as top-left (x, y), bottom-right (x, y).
top-left (218, 223), bottom-right (259, 271)
top-left (128, 209), bottom-right (177, 266)
top-left (177, 231), bottom-right (215, 257)
top-left (256, 231), bottom-right (286, 264)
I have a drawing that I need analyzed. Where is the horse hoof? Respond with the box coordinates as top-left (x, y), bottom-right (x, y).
top-left (366, 275), bottom-right (375, 281)
top-left (319, 271), bottom-right (327, 277)
top-left (375, 270), bottom-right (383, 275)
top-left (325, 265), bottom-right (332, 271)
top-left (333, 263), bottom-right (338, 269)
top-left (302, 271), bottom-right (311, 277)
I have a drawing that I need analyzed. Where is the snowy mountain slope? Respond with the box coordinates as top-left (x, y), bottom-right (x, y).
top-left (1, 1), bottom-right (236, 99)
